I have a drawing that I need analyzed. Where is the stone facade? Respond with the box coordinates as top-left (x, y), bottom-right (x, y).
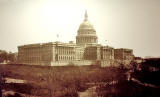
top-left (18, 43), bottom-right (54, 66)
top-left (18, 42), bottom-right (80, 66)
top-left (18, 11), bottom-right (134, 67)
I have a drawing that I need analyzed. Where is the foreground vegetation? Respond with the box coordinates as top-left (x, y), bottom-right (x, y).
top-left (95, 80), bottom-right (160, 97)
top-left (0, 62), bottom-right (159, 97)
top-left (0, 64), bottom-right (125, 97)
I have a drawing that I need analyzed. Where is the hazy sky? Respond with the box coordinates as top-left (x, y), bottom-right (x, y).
top-left (0, 0), bottom-right (160, 57)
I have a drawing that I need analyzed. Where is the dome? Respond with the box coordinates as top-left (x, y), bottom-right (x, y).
top-left (76, 11), bottom-right (98, 45)
top-left (78, 11), bottom-right (96, 31)
top-left (79, 20), bottom-right (94, 29)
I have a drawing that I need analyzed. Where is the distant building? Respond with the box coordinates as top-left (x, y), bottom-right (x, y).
top-left (18, 11), bottom-right (134, 67)
top-left (114, 48), bottom-right (134, 66)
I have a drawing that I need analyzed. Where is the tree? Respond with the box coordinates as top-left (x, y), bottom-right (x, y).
top-left (8, 52), bottom-right (15, 62)
top-left (130, 61), bottom-right (138, 71)
top-left (0, 50), bottom-right (7, 63)
top-left (0, 50), bottom-right (16, 63)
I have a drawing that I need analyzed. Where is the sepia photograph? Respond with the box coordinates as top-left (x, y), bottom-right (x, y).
top-left (0, 0), bottom-right (160, 97)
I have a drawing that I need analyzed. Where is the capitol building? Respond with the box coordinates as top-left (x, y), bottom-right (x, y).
top-left (18, 11), bottom-right (134, 67)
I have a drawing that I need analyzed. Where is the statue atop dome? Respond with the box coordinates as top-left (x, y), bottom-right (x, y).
top-left (84, 10), bottom-right (88, 21)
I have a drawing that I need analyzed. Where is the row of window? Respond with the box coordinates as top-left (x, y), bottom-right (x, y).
top-left (57, 56), bottom-right (75, 60)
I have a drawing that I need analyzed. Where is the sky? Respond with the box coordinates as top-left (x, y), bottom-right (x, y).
top-left (0, 0), bottom-right (160, 57)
